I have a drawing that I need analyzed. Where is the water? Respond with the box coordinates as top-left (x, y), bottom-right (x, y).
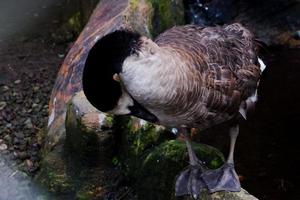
top-left (0, 156), bottom-right (46, 200)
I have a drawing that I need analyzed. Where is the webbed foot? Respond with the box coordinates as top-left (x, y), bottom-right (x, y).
top-left (175, 165), bottom-right (207, 199)
top-left (201, 162), bottom-right (241, 193)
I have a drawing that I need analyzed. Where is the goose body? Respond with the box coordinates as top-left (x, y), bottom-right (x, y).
top-left (82, 23), bottom-right (265, 197)
top-left (119, 24), bottom-right (261, 129)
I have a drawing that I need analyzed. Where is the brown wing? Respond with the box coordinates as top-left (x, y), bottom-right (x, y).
top-left (154, 23), bottom-right (261, 120)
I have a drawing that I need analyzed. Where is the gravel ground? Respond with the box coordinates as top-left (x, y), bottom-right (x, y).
top-left (0, 37), bottom-right (67, 175)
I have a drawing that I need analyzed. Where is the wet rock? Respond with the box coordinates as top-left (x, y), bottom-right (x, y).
top-left (198, 189), bottom-right (258, 200)
top-left (126, 140), bottom-right (224, 200)
top-left (64, 91), bottom-right (115, 163)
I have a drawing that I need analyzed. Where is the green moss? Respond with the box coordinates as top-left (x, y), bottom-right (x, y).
top-left (147, 0), bottom-right (184, 36)
top-left (35, 147), bottom-right (75, 195)
top-left (105, 114), bottom-right (114, 127)
top-left (129, 140), bottom-right (224, 200)
top-left (129, 0), bottom-right (139, 11)
top-left (68, 12), bottom-right (83, 34)
top-left (76, 191), bottom-right (94, 200)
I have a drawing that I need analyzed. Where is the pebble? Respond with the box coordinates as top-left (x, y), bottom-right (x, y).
top-left (3, 135), bottom-right (12, 143)
top-left (0, 101), bottom-right (7, 111)
top-left (32, 103), bottom-right (39, 108)
top-left (1, 85), bottom-right (9, 92)
top-left (0, 143), bottom-right (8, 151)
top-left (17, 152), bottom-right (29, 160)
top-left (25, 159), bottom-right (33, 168)
top-left (33, 86), bottom-right (40, 91)
top-left (14, 80), bottom-right (21, 84)
top-left (13, 132), bottom-right (25, 139)
top-left (24, 118), bottom-right (33, 129)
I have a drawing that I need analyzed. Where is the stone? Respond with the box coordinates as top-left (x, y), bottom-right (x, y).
top-left (125, 140), bottom-right (224, 200)
top-left (3, 135), bottom-right (12, 143)
top-left (64, 92), bottom-right (115, 163)
top-left (0, 143), bottom-right (8, 151)
top-left (1, 85), bottom-right (9, 92)
top-left (24, 118), bottom-right (33, 129)
top-left (198, 189), bottom-right (258, 200)
top-left (0, 101), bottom-right (7, 111)
top-left (13, 132), bottom-right (24, 139)
top-left (14, 80), bottom-right (21, 84)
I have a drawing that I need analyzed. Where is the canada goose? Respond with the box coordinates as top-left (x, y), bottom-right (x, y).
top-left (82, 23), bottom-right (266, 198)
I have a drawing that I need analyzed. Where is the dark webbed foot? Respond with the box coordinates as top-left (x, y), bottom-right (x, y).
top-left (175, 165), bottom-right (206, 198)
top-left (201, 162), bottom-right (241, 193)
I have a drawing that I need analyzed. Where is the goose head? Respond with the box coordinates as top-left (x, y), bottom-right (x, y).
top-left (82, 30), bottom-right (158, 122)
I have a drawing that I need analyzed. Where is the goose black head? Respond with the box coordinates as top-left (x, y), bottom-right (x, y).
top-left (82, 30), bottom-right (141, 114)
top-left (82, 30), bottom-right (158, 123)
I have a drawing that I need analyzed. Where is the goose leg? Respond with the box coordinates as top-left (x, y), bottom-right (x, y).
top-left (175, 128), bottom-right (207, 198)
top-left (201, 125), bottom-right (241, 193)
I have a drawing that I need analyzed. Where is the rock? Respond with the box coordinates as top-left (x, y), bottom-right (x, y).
top-left (0, 143), bottom-right (8, 151)
top-left (1, 85), bottom-right (9, 92)
top-left (3, 135), bottom-right (12, 143)
top-left (14, 80), bottom-right (21, 84)
top-left (64, 91), bottom-right (115, 163)
top-left (15, 151), bottom-right (29, 160)
top-left (25, 159), bottom-right (34, 168)
top-left (126, 140), bottom-right (224, 200)
top-left (0, 101), bottom-right (7, 111)
top-left (24, 118), bottom-right (33, 129)
top-left (198, 189), bottom-right (258, 200)
top-left (32, 103), bottom-right (39, 108)
top-left (13, 132), bottom-right (24, 139)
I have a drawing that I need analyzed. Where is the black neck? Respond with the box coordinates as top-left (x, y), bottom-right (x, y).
top-left (82, 30), bottom-right (141, 112)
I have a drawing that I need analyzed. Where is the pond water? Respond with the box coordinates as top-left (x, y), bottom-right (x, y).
top-left (195, 47), bottom-right (300, 200)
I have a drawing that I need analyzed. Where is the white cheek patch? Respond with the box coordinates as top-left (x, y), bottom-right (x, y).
top-left (108, 90), bottom-right (133, 115)
top-left (258, 57), bottom-right (266, 73)
top-left (239, 58), bottom-right (266, 119)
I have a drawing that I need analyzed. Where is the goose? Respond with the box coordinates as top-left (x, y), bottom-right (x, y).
top-left (82, 23), bottom-right (266, 198)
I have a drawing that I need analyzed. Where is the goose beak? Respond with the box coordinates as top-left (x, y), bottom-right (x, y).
top-left (128, 99), bottom-right (158, 123)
